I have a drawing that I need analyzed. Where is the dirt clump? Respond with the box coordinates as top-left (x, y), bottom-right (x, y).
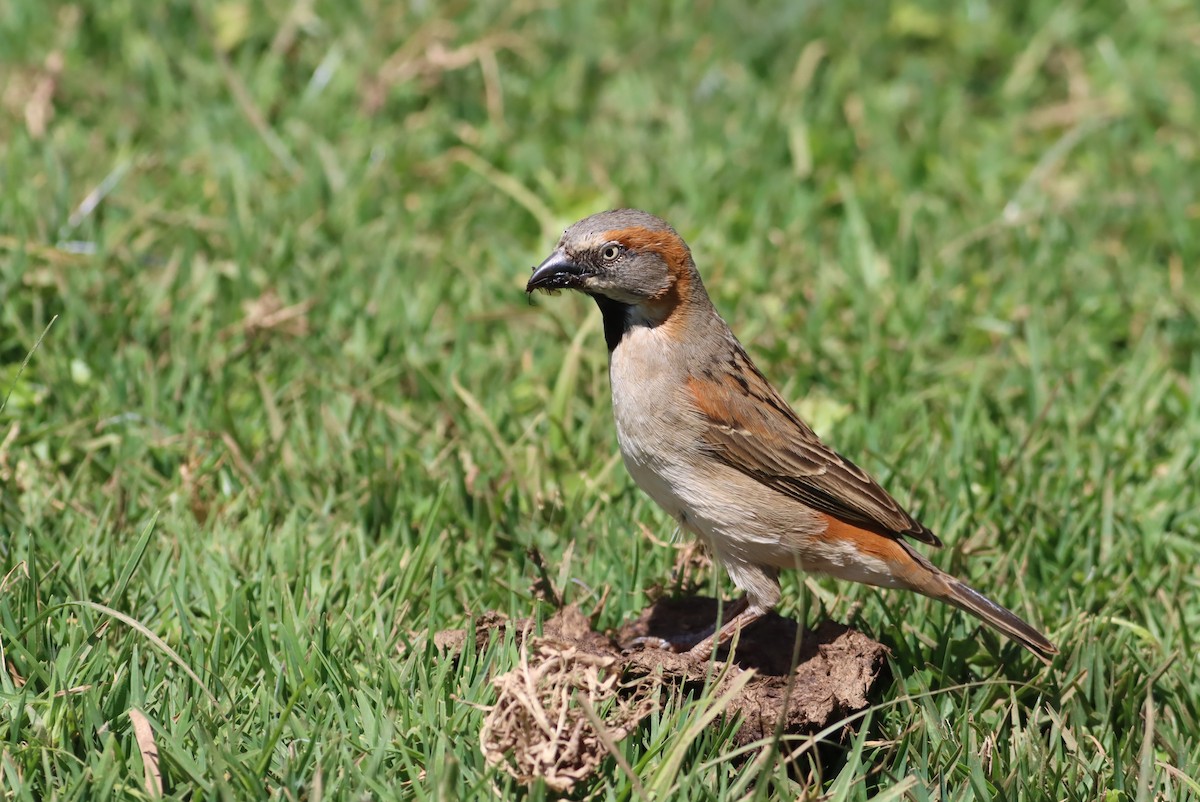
top-left (435, 598), bottom-right (889, 791)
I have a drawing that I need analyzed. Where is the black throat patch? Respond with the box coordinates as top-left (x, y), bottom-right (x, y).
top-left (590, 295), bottom-right (631, 352)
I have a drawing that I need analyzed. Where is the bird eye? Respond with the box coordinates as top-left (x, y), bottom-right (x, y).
top-left (601, 244), bottom-right (622, 262)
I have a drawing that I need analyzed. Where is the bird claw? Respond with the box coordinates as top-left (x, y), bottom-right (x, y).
top-left (621, 630), bottom-right (715, 656)
top-left (622, 635), bottom-right (678, 651)
top-left (620, 597), bottom-right (753, 658)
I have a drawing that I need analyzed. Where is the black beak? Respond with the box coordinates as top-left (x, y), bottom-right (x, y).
top-left (526, 250), bottom-right (588, 293)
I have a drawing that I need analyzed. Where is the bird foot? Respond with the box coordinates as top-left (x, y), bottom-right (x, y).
top-left (623, 631), bottom-right (709, 654)
top-left (621, 597), bottom-right (758, 661)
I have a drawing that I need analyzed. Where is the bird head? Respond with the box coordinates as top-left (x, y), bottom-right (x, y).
top-left (526, 209), bottom-right (696, 306)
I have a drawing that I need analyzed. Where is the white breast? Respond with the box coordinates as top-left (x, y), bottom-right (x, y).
top-left (608, 326), bottom-right (693, 517)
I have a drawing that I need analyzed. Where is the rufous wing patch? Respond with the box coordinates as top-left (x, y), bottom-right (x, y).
top-left (686, 374), bottom-right (769, 437)
top-left (686, 375), bottom-right (721, 422)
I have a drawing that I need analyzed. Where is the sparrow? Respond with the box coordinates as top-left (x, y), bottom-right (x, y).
top-left (526, 209), bottom-right (1057, 663)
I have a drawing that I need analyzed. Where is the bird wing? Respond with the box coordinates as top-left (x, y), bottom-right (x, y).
top-left (686, 343), bottom-right (941, 547)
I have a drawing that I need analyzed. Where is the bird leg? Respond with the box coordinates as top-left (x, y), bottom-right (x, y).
top-left (685, 598), bottom-right (763, 660)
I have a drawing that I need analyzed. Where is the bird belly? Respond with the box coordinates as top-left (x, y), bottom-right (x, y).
top-left (617, 444), bottom-right (707, 531)
top-left (616, 430), bottom-right (811, 562)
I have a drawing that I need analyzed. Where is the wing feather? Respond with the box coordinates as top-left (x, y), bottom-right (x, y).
top-left (687, 344), bottom-right (941, 547)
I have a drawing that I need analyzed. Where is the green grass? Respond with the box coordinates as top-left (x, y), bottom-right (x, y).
top-left (2, 0), bottom-right (1199, 798)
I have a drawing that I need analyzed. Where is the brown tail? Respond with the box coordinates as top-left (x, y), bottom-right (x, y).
top-left (834, 527), bottom-right (1058, 662)
top-left (939, 577), bottom-right (1058, 663)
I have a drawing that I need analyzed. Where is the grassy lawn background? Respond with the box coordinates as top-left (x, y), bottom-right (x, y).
top-left (2, 0), bottom-right (1198, 798)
